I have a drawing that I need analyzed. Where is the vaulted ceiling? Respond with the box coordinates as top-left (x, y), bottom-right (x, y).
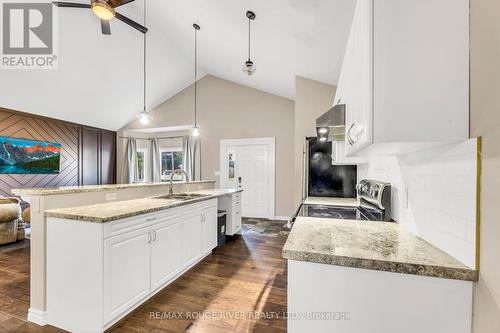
top-left (0, 0), bottom-right (354, 130)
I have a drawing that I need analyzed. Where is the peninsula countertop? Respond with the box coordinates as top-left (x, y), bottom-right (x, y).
top-left (44, 188), bottom-right (242, 223)
top-left (282, 217), bottom-right (478, 281)
top-left (12, 180), bottom-right (216, 196)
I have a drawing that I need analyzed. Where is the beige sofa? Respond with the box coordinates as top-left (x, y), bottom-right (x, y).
top-left (0, 197), bottom-right (22, 245)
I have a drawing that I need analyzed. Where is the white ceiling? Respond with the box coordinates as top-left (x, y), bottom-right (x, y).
top-left (0, 0), bottom-right (354, 130)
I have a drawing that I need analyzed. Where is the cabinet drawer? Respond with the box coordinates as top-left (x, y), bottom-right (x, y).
top-left (104, 209), bottom-right (180, 239)
top-left (103, 199), bottom-right (217, 239)
top-left (232, 215), bottom-right (242, 232)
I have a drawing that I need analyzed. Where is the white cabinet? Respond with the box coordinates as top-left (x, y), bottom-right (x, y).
top-left (181, 210), bottom-right (203, 269)
top-left (288, 260), bottom-right (473, 333)
top-left (150, 218), bottom-right (182, 291)
top-left (46, 198), bottom-right (218, 333)
top-left (202, 206), bottom-right (217, 254)
top-left (103, 227), bottom-right (151, 323)
top-left (218, 192), bottom-right (242, 235)
top-left (336, 0), bottom-right (469, 156)
top-left (331, 141), bottom-right (367, 165)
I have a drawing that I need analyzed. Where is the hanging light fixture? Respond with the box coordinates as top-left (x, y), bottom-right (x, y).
top-left (242, 10), bottom-right (256, 75)
top-left (192, 23), bottom-right (201, 137)
top-left (136, 0), bottom-right (152, 125)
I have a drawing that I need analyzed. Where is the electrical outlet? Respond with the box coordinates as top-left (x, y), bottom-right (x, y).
top-left (214, 171), bottom-right (220, 176)
top-left (106, 193), bottom-right (117, 201)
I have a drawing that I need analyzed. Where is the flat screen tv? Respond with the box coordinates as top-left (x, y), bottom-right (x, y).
top-left (0, 136), bottom-right (61, 174)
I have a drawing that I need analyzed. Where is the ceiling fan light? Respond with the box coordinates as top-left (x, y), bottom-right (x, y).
top-left (137, 110), bottom-right (152, 125)
top-left (242, 60), bottom-right (256, 75)
top-left (91, 2), bottom-right (115, 20)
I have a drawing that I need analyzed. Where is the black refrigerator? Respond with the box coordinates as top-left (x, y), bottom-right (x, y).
top-left (307, 138), bottom-right (357, 198)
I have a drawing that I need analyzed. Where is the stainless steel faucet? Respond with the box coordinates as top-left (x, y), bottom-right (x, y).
top-left (169, 169), bottom-right (189, 196)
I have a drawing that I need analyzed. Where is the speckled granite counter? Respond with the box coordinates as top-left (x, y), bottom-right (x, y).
top-left (44, 188), bottom-right (242, 223)
top-left (12, 180), bottom-right (216, 196)
top-left (303, 197), bottom-right (359, 206)
top-left (282, 217), bottom-right (478, 281)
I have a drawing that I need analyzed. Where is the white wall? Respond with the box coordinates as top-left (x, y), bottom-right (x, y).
top-left (358, 139), bottom-right (478, 268)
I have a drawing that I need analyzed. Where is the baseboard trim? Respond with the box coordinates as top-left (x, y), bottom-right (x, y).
top-left (273, 216), bottom-right (290, 221)
top-left (28, 308), bottom-right (47, 326)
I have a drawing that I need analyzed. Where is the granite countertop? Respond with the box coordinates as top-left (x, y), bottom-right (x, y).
top-left (282, 217), bottom-right (478, 281)
top-left (44, 188), bottom-right (242, 223)
top-left (12, 180), bottom-right (216, 196)
top-left (303, 197), bottom-right (359, 207)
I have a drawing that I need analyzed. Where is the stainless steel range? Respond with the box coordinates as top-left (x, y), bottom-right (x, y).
top-left (297, 179), bottom-right (392, 222)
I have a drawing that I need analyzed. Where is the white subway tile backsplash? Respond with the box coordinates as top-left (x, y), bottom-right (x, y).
top-left (363, 139), bottom-right (478, 269)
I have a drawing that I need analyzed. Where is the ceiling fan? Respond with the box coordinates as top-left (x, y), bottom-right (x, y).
top-left (52, 0), bottom-right (148, 35)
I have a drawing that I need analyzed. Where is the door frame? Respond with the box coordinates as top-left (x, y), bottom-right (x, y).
top-left (219, 137), bottom-right (275, 219)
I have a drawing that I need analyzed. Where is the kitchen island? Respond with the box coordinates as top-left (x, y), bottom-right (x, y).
top-left (43, 188), bottom-right (242, 333)
top-left (283, 216), bottom-right (478, 333)
top-left (12, 181), bottom-right (218, 326)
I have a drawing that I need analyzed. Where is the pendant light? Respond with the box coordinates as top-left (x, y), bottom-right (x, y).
top-left (191, 23), bottom-right (201, 137)
top-left (242, 10), bottom-right (256, 75)
top-left (137, 0), bottom-right (151, 125)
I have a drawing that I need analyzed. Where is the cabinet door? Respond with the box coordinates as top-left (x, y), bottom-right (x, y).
top-left (345, 0), bottom-right (374, 155)
top-left (100, 130), bottom-right (116, 185)
top-left (81, 127), bottom-right (100, 185)
top-left (150, 218), bottom-right (182, 291)
top-left (202, 206), bottom-right (217, 254)
top-left (332, 141), bottom-right (368, 165)
top-left (181, 211), bottom-right (202, 269)
top-left (104, 227), bottom-right (151, 323)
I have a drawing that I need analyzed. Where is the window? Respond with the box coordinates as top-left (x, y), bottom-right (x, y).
top-left (160, 148), bottom-right (183, 181)
top-left (136, 148), bottom-right (148, 182)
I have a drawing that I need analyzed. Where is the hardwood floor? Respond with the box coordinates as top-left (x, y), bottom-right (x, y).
top-left (0, 220), bottom-right (288, 333)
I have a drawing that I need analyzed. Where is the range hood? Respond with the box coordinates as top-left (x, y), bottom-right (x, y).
top-left (315, 104), bottom-right (345, 141)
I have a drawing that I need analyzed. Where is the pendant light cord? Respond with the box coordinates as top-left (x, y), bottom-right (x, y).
top-left (194, 26), bottom-right (198, 127)
top-left (143, 0), bottom-right (147, 112)
top-left (248, 18), bottom-right (251, 61)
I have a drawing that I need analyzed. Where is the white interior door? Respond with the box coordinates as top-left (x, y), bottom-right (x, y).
top-left (220, 138), bottom-right (275, 219)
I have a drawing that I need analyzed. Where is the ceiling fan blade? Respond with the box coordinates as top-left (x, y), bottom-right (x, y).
top-left (107, 0), bottom-right (135, 8)
top-left (115, 12), bottom-right (148, 33)
top-left (52, 1), bottom-right (91, 8)
top-left (101, 19), bottom-right (111, 35)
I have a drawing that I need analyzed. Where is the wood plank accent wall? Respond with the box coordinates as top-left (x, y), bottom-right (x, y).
top-left (0, 109), bottom-right (79, 197)
top-left (0, 108), bottom-right (116, 197)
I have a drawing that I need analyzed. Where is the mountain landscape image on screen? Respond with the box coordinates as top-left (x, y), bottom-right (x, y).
top-left (0, 136), bottom-right (61, 174)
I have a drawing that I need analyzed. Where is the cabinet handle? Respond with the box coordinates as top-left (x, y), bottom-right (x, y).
top-left (146, 217), bottom-right (157, 222)
top-left (152, 230), bottom-right (157, 242)
top-left (147, 232), bottom-right (151, 244)
top-left (202, 213), bottom-right (205, 223)
top-left (347, 123), bottom-right (356, 146)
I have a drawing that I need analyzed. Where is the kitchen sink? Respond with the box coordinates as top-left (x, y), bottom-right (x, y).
top-left (154, 193), bottom-right (210, 201)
